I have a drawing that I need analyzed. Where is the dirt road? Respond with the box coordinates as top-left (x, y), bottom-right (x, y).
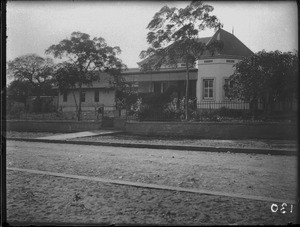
top-left (6, 141), bottom-right (298, 225)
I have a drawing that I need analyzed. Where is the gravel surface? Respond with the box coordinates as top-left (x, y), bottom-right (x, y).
top-left (7, 141), bottom-right (297, 201)
top-left (7, 170), bottom-right (296, 225)
top-left (67, 134), bottom-right (297, 150)
top-left (6, 140), bottom-right (297, 225)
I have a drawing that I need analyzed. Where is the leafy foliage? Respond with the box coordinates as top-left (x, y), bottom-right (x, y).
top-left (6, 80), bottom-right (34, 104)
top-left (128, 86), bottom-right (177, 121)
top-left (225, 50), bottom-right (298, 112)
top-left (46, 31), bottom-right (127, 120)
top-left (139, 1), bottom-right (222, 70)
top-left (7, 103), bottom-right (25, 119)
top-left (53, 62), bottom-right (97, 92)
top-left (7, 54), bottom-right (55, 96)
top-left (163, 98), bottom-right (186, 120)
top-left (46, 31), bottom-right (126, 74)
top-left (130, 96), bottom-right (197, 122)
top-left (130, 98), bottom-right (144, 119)
top-left (140, 1), bottom-right (223, 119)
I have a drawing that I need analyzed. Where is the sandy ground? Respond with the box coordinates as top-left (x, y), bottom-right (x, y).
top-left (6, 140), bottom-right (298, 225)
top-left (7, 141), bottom-right (297, 200)
top-left (7, 170), bottom-right (296, 225)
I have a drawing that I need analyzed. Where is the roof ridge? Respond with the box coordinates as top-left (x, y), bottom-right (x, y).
top-left (138, 28), bottom-right (253, 66)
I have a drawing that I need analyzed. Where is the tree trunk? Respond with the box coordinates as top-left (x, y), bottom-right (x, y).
top-left (185, 62), bottom-right (190, 121)
top-left (72, 91), bottom-right (78, 110)
top-left (78, 86), bottom-right (82, 121)
top-left (71, 89), bottom-right (78, 118)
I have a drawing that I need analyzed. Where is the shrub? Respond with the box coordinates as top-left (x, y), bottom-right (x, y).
top-left (129, 96), bottom-right (200, 121)
top-left (8, 102), bottom-right (25, 118)
top-left (190, 110), bottom-right (202, 122)
top-left (163, 98), bottom-right (185, 121)
top-left (130, 98), bottom-right (145, 119)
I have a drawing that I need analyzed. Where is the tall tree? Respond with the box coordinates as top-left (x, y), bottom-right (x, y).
top-left (46, 31), bottom-right (126, 121)
top-left (225, 50), bottom-right (298, 113)
top-left (53, 62), bottom-right (82, 113)
top-left (139, 1), bottom-right (223, 120)
top-left (7, 54), bottom-right (55, 97)
top-left (6, 80), bottom-right (34, 110)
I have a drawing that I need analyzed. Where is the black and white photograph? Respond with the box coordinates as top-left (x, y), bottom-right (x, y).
top-left (2, 0), bottom-right (299, 225)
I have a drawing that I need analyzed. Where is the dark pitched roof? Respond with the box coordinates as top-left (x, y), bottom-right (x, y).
top-left (137, 36), bottom-right (212, 66)
top-left (204, 28), bottom-right (253, 58)
top-left (196, 36), bottom-right (212, 45)
top-left (138, 28), bottom-right (253, 65)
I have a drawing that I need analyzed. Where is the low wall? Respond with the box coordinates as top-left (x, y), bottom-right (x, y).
top-left (113, 118), bottom-right (127, 130)
top-left (125, 122), bottom-right (298, 140)
top-left (6, 120), bottom-right (102, 133)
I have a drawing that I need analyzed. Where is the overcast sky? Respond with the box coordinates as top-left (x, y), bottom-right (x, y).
top-left (7, 0), bottom-right (298, 68)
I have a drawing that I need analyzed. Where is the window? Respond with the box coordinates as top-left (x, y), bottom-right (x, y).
top-left (203, 79), bottom-right (214, 99)
top-left (63, 93), bottom-right (67, 102)
top-left (152, 82), bottom-right (167, 93)
top-left (204, 60), bottom-right (213, 63)
top-left (94, 90), bottom-right (99, 102)
top-left (80, 92), bottom-right (86, 102)
top-left (102, 88), bottom-right (110, 94)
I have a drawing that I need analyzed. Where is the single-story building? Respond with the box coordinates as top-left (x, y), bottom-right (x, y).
top-left (57, 28), bottom-right (254, 112)
top-left (56, 73), bottom-right (116, 113)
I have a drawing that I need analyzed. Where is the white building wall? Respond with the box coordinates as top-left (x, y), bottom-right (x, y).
top-left (197, 58), bottom-right (240, 102)
top-left (58, 89), bottom-right (115, 112)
